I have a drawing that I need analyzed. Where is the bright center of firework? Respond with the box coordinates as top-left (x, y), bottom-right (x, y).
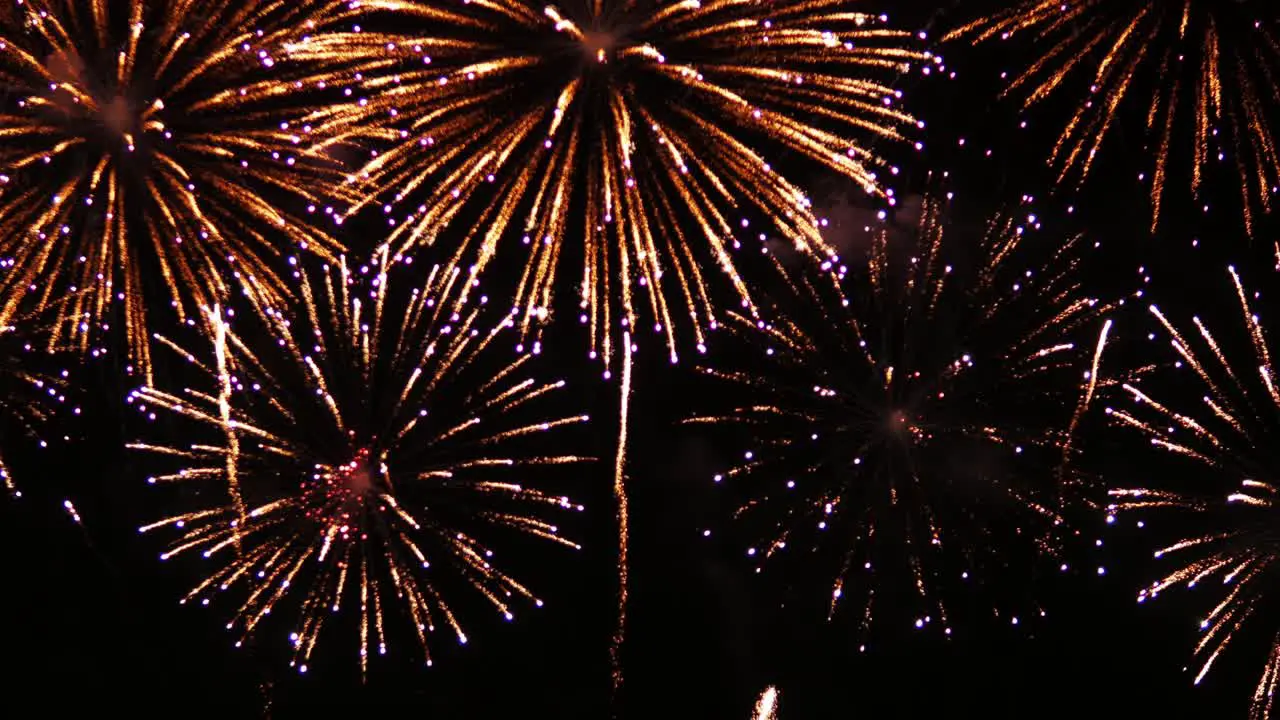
top-left (881, 408), bottom-right (928, 447)
top-left (344, 460), bottom-right (377, 495)
top-left (333, 449), bottom-right (385, 499)
top-left (545, 4), bottom-right (648, 66)
top-left (583, 31), bottom-right (617, 63)
top-left (99, 95), bottom-right (135, 137)
top-left (300, 448), bottom-right (387, 527)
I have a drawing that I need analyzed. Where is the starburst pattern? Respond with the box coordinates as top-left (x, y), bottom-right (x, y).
top-left (1106, 266), bottom-right (1280, 719)
top-left (949, 0), bottom-right (1280, 236)
top-left (689, 193), bottom-right (1115, 637)
top-left (0, 0), bottom-right (362, 378)
top-left (300, 0), bottom-right (930, 368)
top-left (131, 250), bottom-right (590, 677)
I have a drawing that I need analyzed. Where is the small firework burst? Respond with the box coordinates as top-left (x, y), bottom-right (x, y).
top-left (299, 0), bottom-right (932, 369)
top-left (0, 0), bottom-right (363, 378)
top-left (689, 192), bottom-right (1115, 637)
top-left (131, 249), bottom-right (591, 677)
top-left (1107, 266), bottom-right (1280, 718)
top-left (949, 0), bottom-right (1280, 236)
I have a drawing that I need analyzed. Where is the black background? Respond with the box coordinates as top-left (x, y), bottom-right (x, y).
top-left (3, 1), bottom-right (1277, 718)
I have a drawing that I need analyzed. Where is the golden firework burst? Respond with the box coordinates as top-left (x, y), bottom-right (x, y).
top-left (299, 0), bottom-right (930, 368)
top-left (132, 250), bottom-right (591, 677)
top-left (0, 0), bottom-right (366, 379)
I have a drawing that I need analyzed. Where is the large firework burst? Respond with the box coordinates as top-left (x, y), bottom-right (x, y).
top-left (948, 0), bottom-right (1280, 236)
top-left (301, 0), bottom-right (930, 368)
top-left (688, 193), bottom-right (1115, 636)
top-left (131, 250), bottom-right (590, 677)
top-left (0, 0), bottom-right (361, 379)
top-left (1107, 266), bottom-right (1280, 718)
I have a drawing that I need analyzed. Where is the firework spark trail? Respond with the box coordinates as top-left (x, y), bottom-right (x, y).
top-left (133, 249), bottom-right (591, 677)
top-left (206, 303), bottom-right (246, 552)
top-left (949, 0), bottom-right (1280, 236)
top-left (0, 0), bottom-right (368, 379)
top-left (297, 0), bottom-right (932, 370)
top-left (689, 192), bottom-right (1117, 635)
top-left (1106, 266), bottom-right (1280, 719)
top-left (1061, 317), bottom-right (1114, 484)
top-left (610, 329), bottom-right (633, 698)
top-left (753, 686), bottom-right (779, 720)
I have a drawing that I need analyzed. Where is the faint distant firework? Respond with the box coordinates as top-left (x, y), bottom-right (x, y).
top-left (0, 327), bottom-right (68, 497)
top-left (301, 0), bottom-right (935, 369)
top-left (132, 250), bottom-right (591, 677)
top-left (690, 192), bottom-right (1116, 637)
top-left (949, 0), bottom-right (1280, 237)
top-left (0, 0), bottom-right (362, 379)
top-left (1107, 266), bottom-right (1280, 719)
top-left (0, 272), bottom-right (72, 498)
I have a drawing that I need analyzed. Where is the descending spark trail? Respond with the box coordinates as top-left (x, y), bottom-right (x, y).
top-left (611, 329), bottom-right (634, 697)
top-left (0, 0), bottom-right (363, 378)
top-left (690, 192), bottom-right (1117, 636)
top-left (0, 332), bottom-right (66, 497)
top-left (297, 0), bottom-right (933, 369)
top-left (1107, 266), bottom-right (1280, 719)
top-left (206, 304), bottom-right (246, 551)
top-left (949, 0), bottom-right (1280, 236)
top-left (133, 250), bottom-right (591, 676)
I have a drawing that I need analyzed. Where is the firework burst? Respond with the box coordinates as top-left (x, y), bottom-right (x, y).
top-left (0, 0), bottom-right (363, 379)
top-left (948, 0), bottom-right (1280, 236)
top-left (131, 250), bottom-right (590, 677)
top-left (1106, 266), bottom-right (1280, 718)
top-left (688, 192), bottom-right (1115, 637)
top-left (300, 0), bottom-right (931, 369)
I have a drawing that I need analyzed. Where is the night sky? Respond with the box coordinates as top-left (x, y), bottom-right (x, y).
top-left (2, 1), bottom-right (1278, 718)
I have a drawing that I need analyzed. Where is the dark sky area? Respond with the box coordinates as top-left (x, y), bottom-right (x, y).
top-left (3, 1), bottom-right (1278, 718)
